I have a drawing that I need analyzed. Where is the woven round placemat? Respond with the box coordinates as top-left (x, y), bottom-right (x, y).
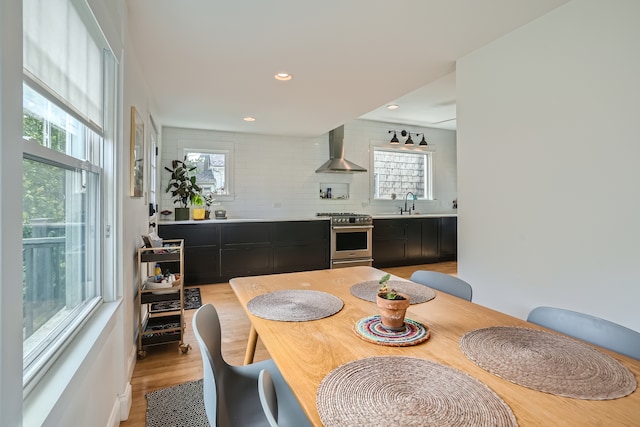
top-left (459, 326), bottom-right (637, 400)
top-left (350, 280), bottom-right (436, 304)
top-left (353, 315), bottom-right (430, 347)
top-left (247, 289), bottom-right (343, 321)
top-left (317, 356), bottom-right (518, 427)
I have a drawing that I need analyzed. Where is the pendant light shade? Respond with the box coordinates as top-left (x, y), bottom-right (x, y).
top-left (419, 134), bottom-right (428, 146)
top-left (388, 131), bottom-right (399, 144)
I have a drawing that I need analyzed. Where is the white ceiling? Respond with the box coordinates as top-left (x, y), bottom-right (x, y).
top-left (126, 0), bottom-right (570, 137)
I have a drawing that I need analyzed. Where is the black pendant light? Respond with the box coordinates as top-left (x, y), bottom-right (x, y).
top-left (419, 134), bottom-right (428, 146)
top-left (388, 130), bottom-right (399, 144)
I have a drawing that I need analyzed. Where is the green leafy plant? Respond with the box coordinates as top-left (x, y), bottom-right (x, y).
top-left (202, 192), bottom-right (215, 211)
top-left (378, 273), bottom-right (404, 300)
top-left (165, 158), bottom-right (201, 208)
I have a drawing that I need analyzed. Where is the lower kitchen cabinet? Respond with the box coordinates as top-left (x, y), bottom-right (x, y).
top-left (439, 216), bottom-right (457, 260)
top-left (159, 223), bottom-right (220, 286)
top-left (372, 216), bottom-right (456, 268)
top-left (159, 220), bottom-right (330, 284)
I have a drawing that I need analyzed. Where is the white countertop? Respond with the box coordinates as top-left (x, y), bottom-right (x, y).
top-left (159, 213), bottom-right (456, 225)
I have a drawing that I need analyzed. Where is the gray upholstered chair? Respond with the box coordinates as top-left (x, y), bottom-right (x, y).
top-left (258, 369), bottom-right (279, 427)
top-left (410, 270), bottom-right (473, 301)
top-left (527, 306), bottom-right (640, 360)
top-left (192, 303), bottom-right (311, 426)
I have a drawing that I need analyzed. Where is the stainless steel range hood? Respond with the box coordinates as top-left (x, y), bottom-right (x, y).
top-left (315, 126), bottom-right (367, 173)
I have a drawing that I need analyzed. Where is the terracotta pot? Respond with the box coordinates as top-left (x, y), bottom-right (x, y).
top-left (376, 293), bottom-right (410, 331)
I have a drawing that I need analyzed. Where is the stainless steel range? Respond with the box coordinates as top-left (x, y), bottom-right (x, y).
top-left (316, 213), bottom-right (373, 268)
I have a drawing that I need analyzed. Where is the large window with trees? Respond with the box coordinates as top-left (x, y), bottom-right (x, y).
top-left (22, 0), bottom-right (115, 389)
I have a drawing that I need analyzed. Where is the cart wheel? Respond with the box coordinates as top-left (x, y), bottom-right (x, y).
top-left (137, 350), bottom-right (147, 359)
top-left (179, 343), bottom-right (191, 354)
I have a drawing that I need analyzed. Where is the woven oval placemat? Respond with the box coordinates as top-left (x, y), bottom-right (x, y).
top-left (459, 326), bottom-right (637, 400)
top-left (317, 356), bottom-right (517, 427)
top-left (350, 280), bottom-right (436, 304)
top-left (247, 289), bottom-right (343, 321)
top-left (353, 315), bottom-right (430, 347)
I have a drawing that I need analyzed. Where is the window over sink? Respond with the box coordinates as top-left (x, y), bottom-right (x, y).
top-left (371, 147), bottom-right (433, 200)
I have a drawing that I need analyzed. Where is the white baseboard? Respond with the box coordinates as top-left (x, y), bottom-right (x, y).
top-left (118, 382), bottom-right (133, 422)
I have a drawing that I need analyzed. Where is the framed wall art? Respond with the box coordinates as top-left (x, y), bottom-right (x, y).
top-left (130, 106), bottom-right (144, 197)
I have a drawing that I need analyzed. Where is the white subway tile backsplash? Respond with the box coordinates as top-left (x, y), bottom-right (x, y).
top-left (159, 120), bottom-right (456, 218)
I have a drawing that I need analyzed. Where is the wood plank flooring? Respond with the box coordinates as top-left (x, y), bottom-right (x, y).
top-left (119, 261), bottom-right (456, 426)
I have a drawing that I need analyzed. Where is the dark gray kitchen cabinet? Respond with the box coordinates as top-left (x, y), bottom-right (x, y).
top-left (158, 223), bottom-right (219, 285)
top-left (271, 221), bottom-right (330, 273)
top-left (372, 219), bottom-right (407, 266)
top-left (220, 222), bottom-right (272, 279)
top-left (421, 218), bottom-right (440, 259)
top-left (160, 220), bottom-right (330, 284)
top-left (439, 217), bottom-right (457, 260)
top-left (372, 216), bottom-right (456, 268)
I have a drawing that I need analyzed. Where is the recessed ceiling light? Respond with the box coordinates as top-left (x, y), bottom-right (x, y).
top-left (243, 117), bottom-right (256, 122)
top-left (274, 73), bottom-right (293, 81)
top-left (387, 104), bottom-right (399, 110)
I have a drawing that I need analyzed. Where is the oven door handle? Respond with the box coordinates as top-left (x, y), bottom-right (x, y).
top-left (332, 258), bottom-right (374, 265)
top-left (331, 225), bottom-right (374, 230)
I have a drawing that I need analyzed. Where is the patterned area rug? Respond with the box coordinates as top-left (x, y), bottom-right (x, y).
top-left (150, 287), bottom-right (202, 313)
top-left (146, 379), bottom-right (209, 427)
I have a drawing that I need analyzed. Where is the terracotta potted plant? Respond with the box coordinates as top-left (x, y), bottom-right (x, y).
top-left (164, 158), bottom-right (201, 221)
top-left (376, 273), bottom-right (410, 331)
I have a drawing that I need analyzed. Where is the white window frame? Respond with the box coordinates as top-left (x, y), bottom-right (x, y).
top-left (183, 147), bottom-right (235, 202)
top-left (21, 0), bottom-right (116, 394)
top-left (370, 142), bottom-right (434, 201)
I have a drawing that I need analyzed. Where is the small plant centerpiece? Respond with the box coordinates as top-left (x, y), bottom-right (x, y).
top-left (165, 158), bottom-right (201, 221)
top-left (376, 273), bottom-right (410, 331)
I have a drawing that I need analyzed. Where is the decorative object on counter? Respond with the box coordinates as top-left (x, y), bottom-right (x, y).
top-left (165, 157), bottom-right (201, 221)
top-left (202, 192), bottom-right (215, 219)
top-left (351, 279), bottom-right (436, 304)
top-left (387, 129), bottom-right (428, 146)
top-left (375, 273), bottom-right (410, 331)
top-left (353, 315), bottom-right (430, 346)
top-left (316, 356), bottom-right (517, 427)
top-left (247, 289), bottom-right (343, 321)
top-left (214, 208), bottom-right (227, 219)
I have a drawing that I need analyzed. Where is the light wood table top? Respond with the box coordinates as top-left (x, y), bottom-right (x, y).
top-left (230, 266), bottom-right (640, 426)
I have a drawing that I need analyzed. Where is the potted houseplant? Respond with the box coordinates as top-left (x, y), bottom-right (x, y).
top-left (202, 192), bottom-right (215, 220)
top-left (191, 193), bottom-right (206, 220)
top-left (165, 158), bottom-right (201, 221)
top-left (376, 273), bottom-right (410, 331)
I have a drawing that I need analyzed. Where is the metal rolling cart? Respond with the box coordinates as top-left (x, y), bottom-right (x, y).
top-left (137, 239), bottom-right (190, 358)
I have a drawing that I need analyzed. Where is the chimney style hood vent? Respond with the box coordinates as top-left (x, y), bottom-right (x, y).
top-left (315, 126), bottom-right (367, 173)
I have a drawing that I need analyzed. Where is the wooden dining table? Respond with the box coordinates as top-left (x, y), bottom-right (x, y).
top-left (229, 266), bottom-right (640, 426)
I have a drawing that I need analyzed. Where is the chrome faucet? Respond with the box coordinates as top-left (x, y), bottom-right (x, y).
top-left (401, 192), bottom-right (416, 214)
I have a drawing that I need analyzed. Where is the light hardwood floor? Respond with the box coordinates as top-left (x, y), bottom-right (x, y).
top-left (119, 261), bottom-right (456, 426)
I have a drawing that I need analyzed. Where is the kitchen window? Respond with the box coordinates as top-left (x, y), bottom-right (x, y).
top-left (22, 0), bottom-right (116, 390)
top-left (372, 147), bottom-right (433, 200)
top-left (184, 148), bottom-right (233, 197)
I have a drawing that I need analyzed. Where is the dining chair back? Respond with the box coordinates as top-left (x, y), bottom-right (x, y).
top-left (527, 306), bottom-right (640, 360)
top-left (192, 303), bottom-right (311, 427)
top-left (410, 270), bottom-right (473, 301)
top-left (258, 369), bottom-right (279, 427)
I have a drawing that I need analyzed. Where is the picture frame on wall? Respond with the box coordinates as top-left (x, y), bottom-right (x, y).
top-left (130, 106), bottom-right (144, 197)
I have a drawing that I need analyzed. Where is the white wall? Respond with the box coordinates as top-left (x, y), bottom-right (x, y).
top-left (457, 0), bottom-right (640, 331)
top-left (160, 119), bottom-right (457, 219)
